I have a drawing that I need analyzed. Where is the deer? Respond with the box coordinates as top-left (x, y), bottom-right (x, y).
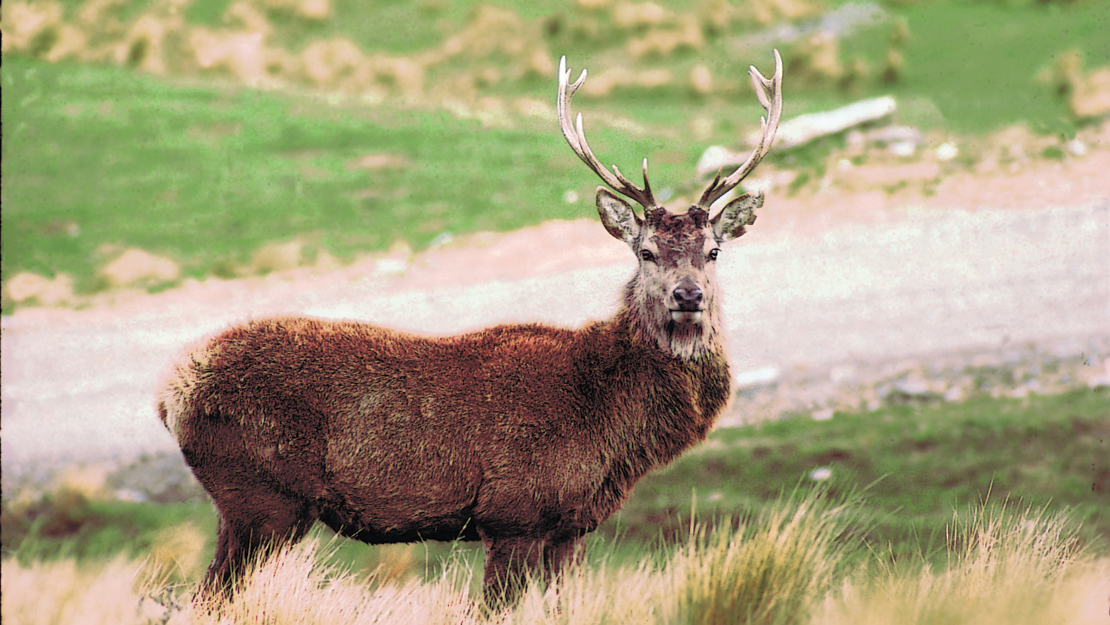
top-left (158, 50), bottom-right (783, 607)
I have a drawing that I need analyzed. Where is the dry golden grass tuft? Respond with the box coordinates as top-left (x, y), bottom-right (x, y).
top-left (3, 498), bottom-right (1106, 624)
top-left (816, 505), bottom-right (1108, 625)
top-left (2, 556), bottom-right (149, 625)
top-left (0, 0), bottom-right (553, 101)
top-left (667, 488), bottom-right (860, 625)
top-left (189, 541), bottom-right (481, 625)
top-left (146, 521), bottom-right (209, 583)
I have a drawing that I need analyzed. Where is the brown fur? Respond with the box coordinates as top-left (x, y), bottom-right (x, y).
top-left (158, 230), bottom-right (736, 605)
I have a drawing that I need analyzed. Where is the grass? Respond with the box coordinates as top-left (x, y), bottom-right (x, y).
top-left (671, 489), bottom-right (854, 624)
top-left (609, 389), bottom-right (1110, 563)
top-left (881, 0), bottom-right (1110, 134)
top-left (2, 491), bottom-right (1107, 625)
top-left (3, 0), bottom-right (1109, 309)
top-left (811, 502), bottom-right (1107, 625)
top-left (0, 57), bottom-right (596, 296)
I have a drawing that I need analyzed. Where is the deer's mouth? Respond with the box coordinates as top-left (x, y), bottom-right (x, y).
top-left (669, 310), bottom-right (704, 324)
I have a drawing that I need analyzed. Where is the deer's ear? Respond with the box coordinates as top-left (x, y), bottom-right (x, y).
top-left (710, 192), bottom-right (763, 243)
top-left (596, 187), bottom-right (641, 244)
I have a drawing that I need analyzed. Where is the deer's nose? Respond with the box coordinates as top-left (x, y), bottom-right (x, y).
top-left (672, 282), bottom-right (703, 311)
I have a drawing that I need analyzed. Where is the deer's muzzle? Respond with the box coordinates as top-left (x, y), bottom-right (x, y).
top-left (669, 281), bottom-right (704, 323)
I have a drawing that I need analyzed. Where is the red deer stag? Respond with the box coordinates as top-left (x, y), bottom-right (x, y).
top-left (158, 51), bottom-right (783, 606)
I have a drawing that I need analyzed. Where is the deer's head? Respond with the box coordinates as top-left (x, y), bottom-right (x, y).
top-left (557, 52), bottom-right (783, 359)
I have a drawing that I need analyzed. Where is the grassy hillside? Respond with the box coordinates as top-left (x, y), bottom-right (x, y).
top-left (3, 0), bottom-right (1109, 309)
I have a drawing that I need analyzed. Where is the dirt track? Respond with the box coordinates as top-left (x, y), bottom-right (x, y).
top-left (2, 155), bottom-right (1109, 496)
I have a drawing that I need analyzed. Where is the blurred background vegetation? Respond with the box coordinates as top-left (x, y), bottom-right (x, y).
top-left (2, 0), bottom-right (1109, 311)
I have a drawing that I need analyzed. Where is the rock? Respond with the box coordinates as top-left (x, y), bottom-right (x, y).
top-left (762, 96), bottom-right (897, 150)
top-left (809, 467), bottom-right (833, 482)
top-left (698, 97), bottom-right (898, 178)
top-left (864, 125), bottom-right (923, 146)
top-left (1066, 139), bottom-right (1088, 156)
top-left (943, 385), bottom-right (965, 403)
top-left (734, 366), bottom-right (781, 389)
top-left (889, 141), bottom-right (915, 157)
top-left (935, 142), bottom-right (959, 161)
top-left (879, 378), bottom-right (942, 404)
top-left (812, 408), bottom-right (835, 421)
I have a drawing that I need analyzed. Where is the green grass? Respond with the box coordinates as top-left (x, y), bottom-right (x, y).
top-left (0, 57), bottom-right (602, 297)
top-left (884, 0), bottom-right (1110, 134)
top-left (4, 0), bottom-right (1109, 308)
top-left (1, 496), bottom-right (215, 565)
top-left (3, 489), bottom-right (1102, 625)
top-left (612, 390), bottom-right (1110, 565)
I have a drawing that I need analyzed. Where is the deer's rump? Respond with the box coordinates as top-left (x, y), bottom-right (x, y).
top-left (159, 316), bottom-right (616, 543)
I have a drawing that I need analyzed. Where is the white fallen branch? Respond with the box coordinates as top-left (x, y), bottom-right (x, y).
top-left (697, 96), bottom-right (897, 179)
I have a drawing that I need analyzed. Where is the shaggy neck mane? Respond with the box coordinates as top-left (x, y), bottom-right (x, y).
top-left (573, 298), bottom-right (731, 501)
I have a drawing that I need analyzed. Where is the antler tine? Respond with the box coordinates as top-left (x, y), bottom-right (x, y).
top-left (698, 49), bottom-right (784, 211)
top-left (558, 56), bottom-right (658, 209)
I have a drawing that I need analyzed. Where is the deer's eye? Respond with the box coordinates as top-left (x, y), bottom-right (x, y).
top-left (639, 249), bottom-right (656, 262)
top-left (707, 248), bottom-right (720, 262)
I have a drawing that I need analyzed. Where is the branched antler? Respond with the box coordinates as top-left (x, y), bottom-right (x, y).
top-left (698, 50), bottom-right (783, 211)
top-left (557, 56), bottom-right (658, 209)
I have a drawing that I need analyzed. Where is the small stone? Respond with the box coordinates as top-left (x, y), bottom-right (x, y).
top-left (734, 366), bottom-right (781, 389)
top-left (1065, 139), bottom-right (1088, 156)
top-left (429, 232), bottom-right (455, 249)
top-left (373, 258), bottom-right (408, 277)
top-left (889, 141), bottom-right (916, 157)
top-left (943, 386), bottom-right (965, 402)
top-left (936, 142), bottom-right (959, 161)
top-left (809, 467), bottom-right (833, 482)
top-left (865, 125), bottom-right (923, 146)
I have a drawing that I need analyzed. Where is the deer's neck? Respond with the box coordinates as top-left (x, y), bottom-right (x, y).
top-left (585, 306), bottom-right (732, 470)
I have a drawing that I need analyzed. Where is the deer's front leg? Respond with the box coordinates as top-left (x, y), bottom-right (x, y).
top-left (481, 535), bottom-right (544, 607)
top-left (542, 535), bottom-right (585, 588)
